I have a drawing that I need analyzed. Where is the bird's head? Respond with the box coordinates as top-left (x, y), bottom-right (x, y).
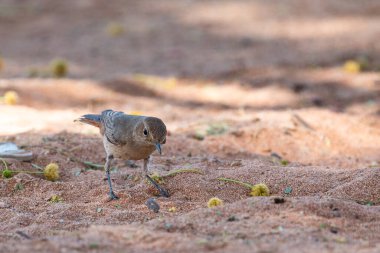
top-left (137, 117), bottom-right (167, 155)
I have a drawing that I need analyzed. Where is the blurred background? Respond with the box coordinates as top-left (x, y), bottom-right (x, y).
top-left (1, 0), bottom-right (380, 78)
top-left (0, 0), bottom-right (379, 166)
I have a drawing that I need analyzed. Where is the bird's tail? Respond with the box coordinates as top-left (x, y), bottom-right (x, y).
top-left (75, 114), bottom-right (102, 128)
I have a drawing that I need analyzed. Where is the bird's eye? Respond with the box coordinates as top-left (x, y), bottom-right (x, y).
top-left (143, 129), bottom-right (148, 136)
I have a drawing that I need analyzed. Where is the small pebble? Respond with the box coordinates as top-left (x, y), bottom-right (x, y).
top-left (230, 160), bottom-right (242, 167)
top-left (227, 216), bottom-right (238, 222)
top-left (330, 227), bottom-right (339, 234)
top-left (270, 152), bottom-right (282, 160)
top-left (211, 157), bottom-right (221, 164)
top-left (0, 201), bottom-right (10, 208)
top-left (146, 198), bottom-right (160, 213)
top-left (332, 208), bottom-right (341, 217)
top-left (312, 98), bottom-right (324, 107)
top-left (16, 231), bottom-right (31, 239)
top-left (273, 197), bottom-right (285, 204)
top-left (292, 82), bottom-right (307, 93)
top-left (230, 130), bottom-right (244, 137)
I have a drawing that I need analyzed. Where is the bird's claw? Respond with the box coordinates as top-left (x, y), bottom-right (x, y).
top-left (145, 175), bottom-right (170, 198)
top-left (108, 191), bottom-right (119, 201)
top-left (159, 188), bottom-right (170, 198)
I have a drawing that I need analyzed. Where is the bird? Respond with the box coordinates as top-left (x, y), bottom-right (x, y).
top-left (75, 109), bottom-right (168, 200)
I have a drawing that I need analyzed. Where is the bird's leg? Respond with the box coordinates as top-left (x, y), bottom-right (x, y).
top-left (144, 157), bottom-right (170, 198)
top-left (105, 155), bottom-right (119, 200)
top-left (143, 156), bottom-right (150, 174)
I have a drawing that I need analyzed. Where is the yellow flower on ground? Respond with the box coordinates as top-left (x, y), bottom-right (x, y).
top-left (106, 22), bottom-right (124, 37)
top-left (343, 60), bottom-right (361, 73)
top-left (49, 195), bottom-right (62, 203)
top-left (4, 91), bottom-right (19, 105)
top-left (163, 78), bottom-right (177, 90)
top-left (207, 197), bottom-right (223, 208)
top-left (50, 59), bottom-right (68, 78)
top-left (44, 163), bottom-right (60, 181)
top-left (168, 206), bottom-right (177, 212)
top-left (250, 183), bottom-right (270, 196)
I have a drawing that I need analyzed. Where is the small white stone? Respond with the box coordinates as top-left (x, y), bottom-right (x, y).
top-left (0, 201), bottom-right (10, 208)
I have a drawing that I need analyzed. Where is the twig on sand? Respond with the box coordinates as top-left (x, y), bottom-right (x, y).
top-left (148, 168), bottom-right (203, 186)
top-left (31, 163), bottom-right (43, 170)
top-left (16, 231), bottom-right (31, 240)
top-left (217, 177), bottom-right (270, 197)
top-left (164, 168), bottom-right (203, 177)
top-left (291, 114), bottom-right (315, 131)
top-left (217, 177), bottom-right (253, 188)
top-left (83, 161), bottom-right (104, 170)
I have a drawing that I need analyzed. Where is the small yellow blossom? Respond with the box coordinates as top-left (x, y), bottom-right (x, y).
top-left (49, 195), bottom-right (62, 203)
top-left (250, 183), bottom-right (270, 197)
top-left (4, 91), bottom-right (19, 105)
top-left (50, 59), bottom-right (68, 78)
top-left (343, 60), bottom-right (361, 73)
top-left (44, 163), bottom-right (60, 181)
top-left (207, 197), bottom-right (223, 208)
top-left (106, 22), bottom-right (124, 37)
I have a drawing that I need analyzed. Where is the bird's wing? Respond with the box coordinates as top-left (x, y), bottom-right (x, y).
top-left (101, 110), bottom-right (127, 146)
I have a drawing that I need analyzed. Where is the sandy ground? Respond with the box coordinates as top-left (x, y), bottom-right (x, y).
top-left (0, 1), bottom-right (379, 252)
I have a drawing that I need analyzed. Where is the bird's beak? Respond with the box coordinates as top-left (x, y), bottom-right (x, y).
top-left (155, 143), bottom-right (162, 155)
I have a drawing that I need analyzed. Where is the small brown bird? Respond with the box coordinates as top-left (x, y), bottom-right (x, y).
top-left (76, 109), bottom-right (168, 200)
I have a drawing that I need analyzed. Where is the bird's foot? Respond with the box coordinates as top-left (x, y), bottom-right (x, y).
top-left (145, 175), bottom-right (170, 198)
top-left (108, 191), bottom-right (119, 201)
